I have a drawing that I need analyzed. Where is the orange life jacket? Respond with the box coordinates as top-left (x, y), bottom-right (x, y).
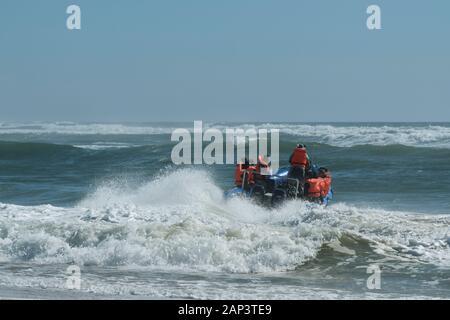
top-left (306, 178), bottom-right (324, 198)
top-left (290, 148), bottom-right (308, 167)
top-left (307, 176), bottom-right (332, 198)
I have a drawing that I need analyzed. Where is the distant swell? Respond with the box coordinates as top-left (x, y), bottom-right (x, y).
top-left (0, 141), bottom-right (172, 161)
top-left (2, 140), bottom-right (450, 164)
top-left (1, 122), bottom-right (450, 148)
top-left (0, 141), bottom-right (79, 157)
top-left (0, 122), bottom-right (174, 135)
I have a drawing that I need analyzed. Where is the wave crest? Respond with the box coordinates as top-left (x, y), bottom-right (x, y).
top-left (2, 122), bottom-right (450, 148)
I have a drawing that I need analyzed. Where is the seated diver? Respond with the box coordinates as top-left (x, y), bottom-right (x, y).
top-left (288, 144), bottom-right (311, 196)
top-left (234, 158), bottom-right (257, 190)
top-left (305, 167), bottom-right (332, 203)
top-left (235, 156), bottom-right (274, 192)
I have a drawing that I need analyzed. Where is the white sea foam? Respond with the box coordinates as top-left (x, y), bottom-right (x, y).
top-left (213, 123), bottom-right (450, 148)
top-left (0, 122), bottom-right (174, 135)
top-left (0, 169), bottom-right (449, 273)
top-left (1, 122), bottom-right (450, 148)
top-left (0, 268), bottom-right (426, 299)
top-left (73, 142), bottom-right (140, 150)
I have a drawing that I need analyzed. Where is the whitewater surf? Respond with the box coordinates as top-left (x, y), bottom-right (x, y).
top-left (1, 122), bottom-right (450, 299)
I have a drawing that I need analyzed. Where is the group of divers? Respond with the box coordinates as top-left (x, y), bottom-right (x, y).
top-left (228, 144), bottom-right (333, 206)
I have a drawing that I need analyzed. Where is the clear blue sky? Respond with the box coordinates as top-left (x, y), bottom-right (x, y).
top-left (1, 0), bottom-right (449, 122)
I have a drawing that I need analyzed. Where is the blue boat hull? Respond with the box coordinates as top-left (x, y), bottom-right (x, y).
top-left (225, 166), bottom-right (333, 206)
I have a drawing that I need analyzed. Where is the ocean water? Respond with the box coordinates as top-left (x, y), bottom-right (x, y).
top-left (0, 122), bottom-right (449, 299)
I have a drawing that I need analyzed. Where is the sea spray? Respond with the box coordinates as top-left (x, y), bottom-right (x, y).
top-left (0, 169), bottom-right (449, 273)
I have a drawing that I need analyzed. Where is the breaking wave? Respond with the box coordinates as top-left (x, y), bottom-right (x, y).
top-left (1, 122), bottom-right (450, 149)
top-left (0, 169), bottom-right (449, 273)
top-left (213, 123), bottom-right (450, 149)
top-left (0, 122), bottom-right (175, 135)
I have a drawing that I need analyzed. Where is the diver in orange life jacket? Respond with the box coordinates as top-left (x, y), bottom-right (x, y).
top-left (305, 178), bottom-right (323, 199)
top-left (288, 144), bottom-right (311, 195)
top-left (318, 167), bottom-right (332, 197)
top-left (235, 156), bottom-right (272, 189)
top-left (305, 167), bottom-right (332, 202)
